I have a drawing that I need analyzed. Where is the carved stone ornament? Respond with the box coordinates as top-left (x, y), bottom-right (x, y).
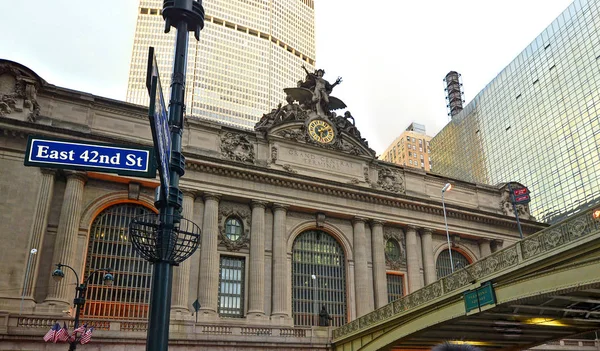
top-left (499, 183), bottom-right (532, 220)
top-left (270, 145), bottom-right (278, 163)
top-left (218, 204), bottom-right (251, 251)
top-left (383, 227), bottom-right (407, 269)
top-left (372, 167), bottom-right (405, 194)
top-left (0, 62), bottom-right (42, 121)
top-left (254, 64), bottom-right (376, 157)
top-left (220, 132), bottom-right (255, 164)
top-left (282, 164), bottom-right (297, 174)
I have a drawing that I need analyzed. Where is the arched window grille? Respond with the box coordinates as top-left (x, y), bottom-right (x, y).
top-left (292, 230), bottom-right (346, 327)
top-left (225, 217), bottom-right (242, 241)
top-left (436, 249), bottom-right (471, 279)
top-left (82, 203), bottom-right (154, 320)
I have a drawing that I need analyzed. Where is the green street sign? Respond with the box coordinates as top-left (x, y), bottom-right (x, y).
top-left (464, 281), bottom-right (496, 313)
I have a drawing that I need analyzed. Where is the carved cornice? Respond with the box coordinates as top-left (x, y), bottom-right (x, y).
top-left (184, 159), bottom-right (544, 234)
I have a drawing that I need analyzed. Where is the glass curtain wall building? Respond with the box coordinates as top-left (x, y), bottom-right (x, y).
top-left (431, 0), bottom-right (600, 223)
top-left (126, 0), bottom-right (316, 129)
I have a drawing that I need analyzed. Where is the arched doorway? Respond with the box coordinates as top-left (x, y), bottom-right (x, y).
top-left (436, 249), bottom-right (471, 279)
top-left (82, 203), bottom-right (154, 320)
top-left (291, 230), bottom-right (347, 327)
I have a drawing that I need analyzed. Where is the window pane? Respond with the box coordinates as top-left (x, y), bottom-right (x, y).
top-left (83, 204), bottom-right (154, 320)
top-left (218, 256), bottom-right (245, 317)
top-left (292, 230), bottom-right (347, 327)
top-left (436, 249), bottom-right (470, 279)
top-left (387, 274), bottom-right (404, 303)
top-left (225, 218), bottom-right (242, 241)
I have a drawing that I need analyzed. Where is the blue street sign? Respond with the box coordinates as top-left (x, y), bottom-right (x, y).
top-left (148, 75), bottom-right (171, 201)
top-left (24, 136), bottom-right (156, 178)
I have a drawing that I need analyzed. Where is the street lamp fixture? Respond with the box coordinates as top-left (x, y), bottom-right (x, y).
top-left (441, 183), bottom-right (454, 274)
top-left (51, 263), bottom-right (112, 351)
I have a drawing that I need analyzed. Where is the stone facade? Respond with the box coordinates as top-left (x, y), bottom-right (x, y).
top-left (0, 60), bottom-right (546, 350)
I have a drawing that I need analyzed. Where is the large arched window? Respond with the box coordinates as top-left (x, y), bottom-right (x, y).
top-left (292, 230), bottom-right (347, 327)
top-left (436, 249), bottom-right (471, 279)
top-left (82, 203), bottom-right (154, 320)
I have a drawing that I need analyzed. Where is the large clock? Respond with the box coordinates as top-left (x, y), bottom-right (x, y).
top-left (308, 119), bottom-right (335, 144)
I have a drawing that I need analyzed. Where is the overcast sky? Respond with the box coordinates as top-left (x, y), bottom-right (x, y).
top-left (1, 0), bottom-right (573, 153)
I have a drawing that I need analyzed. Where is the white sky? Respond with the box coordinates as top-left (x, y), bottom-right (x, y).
top-left (1, 0), bottom-right (573, 154)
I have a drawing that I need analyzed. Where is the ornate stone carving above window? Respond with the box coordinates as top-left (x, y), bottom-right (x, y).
top-left (372, 167), bottom-right (405, 194)
top-left (218, 203), bottom-right (251, 251)
top-left (384, 227), bottom-right (407, 270)
top-left (220, 132), bottom-right (255, 164)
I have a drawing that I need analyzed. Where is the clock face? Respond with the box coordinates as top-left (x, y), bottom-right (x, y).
top-left (308, 119), bottom-right (335, 144)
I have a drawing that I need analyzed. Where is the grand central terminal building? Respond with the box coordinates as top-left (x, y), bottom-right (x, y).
top-left (0, 59), bottom-right (546, 350)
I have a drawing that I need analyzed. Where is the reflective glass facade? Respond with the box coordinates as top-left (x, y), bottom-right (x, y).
top-left (126, 0), bottom-right (315, 129)
top-left (431, 0), bottom-right (600, 223)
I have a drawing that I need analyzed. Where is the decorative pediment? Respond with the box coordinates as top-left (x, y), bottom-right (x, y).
top-left (255, 65), bottom-right (375, 158)
top-left (0, 60), bottom-right (45, 122)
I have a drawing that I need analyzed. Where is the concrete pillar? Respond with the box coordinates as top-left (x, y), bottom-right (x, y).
top-left (45, 171), bottom-right (87, 305)
top-left (271, 203), bottom-right (289, 318)
top-left (421, 228), bottom-right (436, 286)
top-left (370, 220), bottom-right (387, 308)
top-left (406, 226), bottom-right (422, 293)
top-left (171, 190), bottom-right (196, 313)
top-left (198, 193), bottom-right (220, 315)
top-left (23, 169), bottom-right (56, 300)
top-left (479, 239), bottom-right (492, 258)
top-left (353, 217), bottom-right (372, 317)
top-left (248, 200), bottom-right (267, 318)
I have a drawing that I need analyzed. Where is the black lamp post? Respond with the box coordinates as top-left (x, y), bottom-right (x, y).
top-left (52, 263), bottom-right (113, 351)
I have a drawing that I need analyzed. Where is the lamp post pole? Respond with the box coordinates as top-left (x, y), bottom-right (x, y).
top-left (145, 3), bottom-right (204, 351)
top-left (52, 263), bottom-right (113, 351)
top-left (441, 183), bottom-right (454, 274)
top-left (311, 274), bottom-right (317, 326)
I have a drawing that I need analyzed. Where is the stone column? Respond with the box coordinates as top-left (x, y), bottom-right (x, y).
top-left (353, 217), bottom-right (372, 317)
top-left (45, 171), bottom-right (87, 305)
top-left (479, 239), bottom-right (492, 258)
top-left (370, 220), bottom-right (387, 309)
top-left (271, 203), bottom-right (289, 318)
top-left (406, 226), bottom-right (422, 293)
top-left (23, 169), bottom-right (56, 299)
top-left (421, 228), bottom-right (436, 286)
top-left (198, 193), bottom-right (220, 315)
top-left (248, 200), bottom-right (267, 318)
top-left (171, 190), bottom-right (195, 313)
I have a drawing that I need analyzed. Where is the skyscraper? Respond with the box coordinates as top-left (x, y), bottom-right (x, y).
top-left (126, 0), bottom-right (316, 129)
top-left (380, 122), bottom-right (433, 171)
top-left (431, 0), bottom-right (600, 223)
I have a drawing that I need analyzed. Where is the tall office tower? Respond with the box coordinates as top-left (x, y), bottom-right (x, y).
top-left (126, 0), bottom-right (316, 129)
top-left (431, 0), bottom-right (600, 223)
top-left (380, 122), bottom-right (433, 171)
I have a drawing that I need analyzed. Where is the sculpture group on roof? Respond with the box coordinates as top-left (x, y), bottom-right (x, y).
top-left (255, 65), bottom-right (370, 149)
